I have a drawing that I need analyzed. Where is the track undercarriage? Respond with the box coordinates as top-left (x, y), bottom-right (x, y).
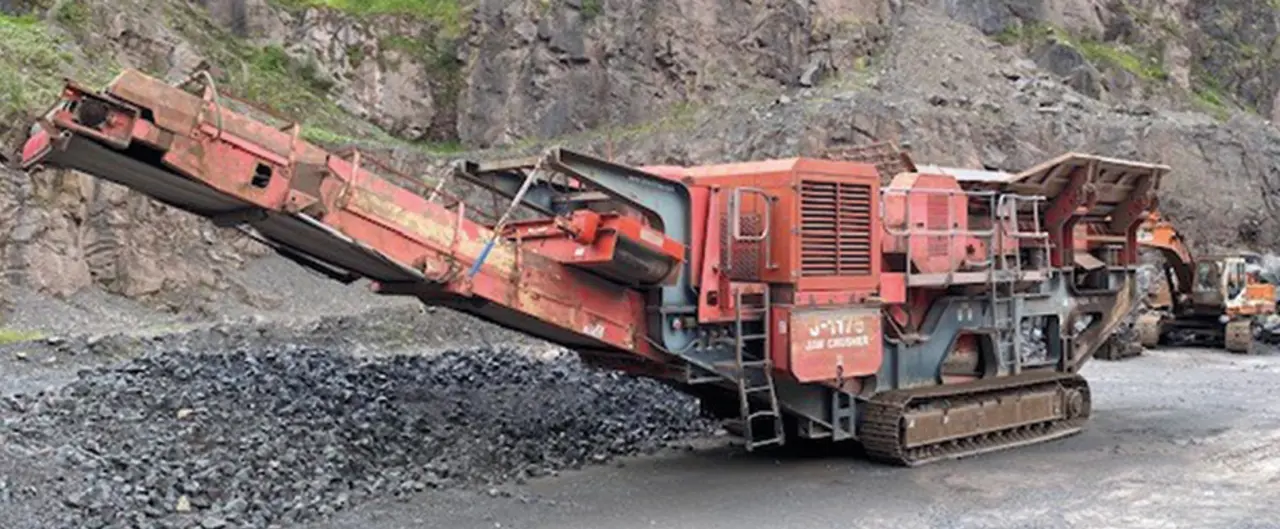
top-left (1136, 312), bottom-right (1276, 354)
top-left (861, 373), bottom-right (1090, 466)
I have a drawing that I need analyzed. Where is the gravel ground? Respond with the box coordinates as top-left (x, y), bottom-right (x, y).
top-left (0, 335), bottom-right (711, 529)
top-left (1, 253), bottom-right (1274, 529)
top-left (300, 347), bottom-right (1280, 529)
top-left (0, 257), bottom-right (424, 341)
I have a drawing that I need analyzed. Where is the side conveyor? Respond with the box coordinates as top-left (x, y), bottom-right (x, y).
top-left (18, 70), bottom-right (668, 365)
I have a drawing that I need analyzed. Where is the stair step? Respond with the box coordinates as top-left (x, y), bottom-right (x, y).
top-left (687, 375), bottom-right (724, 385)
top-left (743, 385), bottom-right (774, 394)
top-left (747, 410), bottom-right (780, 421)
top-left (745, 436), bottom-right (785, 450)
top-left (712, 360), bottom-right (771, 372)
top-left (738, 333), bottom-right (768, 341)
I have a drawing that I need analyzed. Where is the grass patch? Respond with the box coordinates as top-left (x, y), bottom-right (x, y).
top-left (52, 0), bottom-right (90, 30)
top-left (234, 46), bottom-right (337, 118)
top-left (0, 328), bottom-right (43, 345)
top-left (1077, 40), bottom-right (1168, 82)
top-left (149, 2), bottom-right (389, 143)
top-left (580, 0), bottom-right (602, 20)
top-left (272, 0), bottom-right (468, 37)
top-left (995, 22), bottom-right (1167, 82)
top-left (1191, 75), bottom-right (1232, 121)
top-left (248, 45), bottom-right (335, 93)
top-left (0, 13), bottom-right (75, 118)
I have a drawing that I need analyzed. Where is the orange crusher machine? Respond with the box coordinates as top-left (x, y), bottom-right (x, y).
top-left (15, 70), bottom-right (1166, 466)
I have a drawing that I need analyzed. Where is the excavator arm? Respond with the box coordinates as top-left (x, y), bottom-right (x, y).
top-left (1136, 212), bottom-right (1195, 311)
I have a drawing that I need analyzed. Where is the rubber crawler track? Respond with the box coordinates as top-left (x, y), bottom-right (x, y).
top-left (860, 373), bottom-right (1092, 466)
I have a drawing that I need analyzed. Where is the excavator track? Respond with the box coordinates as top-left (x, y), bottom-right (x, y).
top-left (859, 373), bottom-right (1091, 467)
top-left (1224, 320), bottom-right (1255, 354)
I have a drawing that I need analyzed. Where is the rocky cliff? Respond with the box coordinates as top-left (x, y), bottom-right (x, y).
top-left (1, 0), bottom-right (1279, 312)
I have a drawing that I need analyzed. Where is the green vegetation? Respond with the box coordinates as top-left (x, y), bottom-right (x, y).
top-left (346, 44), bottom-right (367, 68)
top-left (1190, 73), bottom-right (1232, 121)
top-left (0, 1), bottom-right (467, 159)
top-left (272, 0), bottom-right (468, 37)
top-left (0, 328), bottom-right (43, 345)
top-left (0, 13), bottom-right (75, 118)
top-left (247, 45), bottom-right (335, 93)
top-left (996, 22), bottom-right (1168, 82)
top-left (231, 44), bottom-right (406, 146)
top-left (53, 0), bottom-right (90, 30)
top-left (1076, 40), bottom-right (1168, 82)
top-left (581, 0), bottom-right (603, 20)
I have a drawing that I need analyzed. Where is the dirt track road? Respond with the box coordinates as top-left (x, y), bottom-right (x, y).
top-left (305, 348), bottom-right (1280, 529)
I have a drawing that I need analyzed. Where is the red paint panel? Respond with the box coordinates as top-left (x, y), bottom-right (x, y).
top-left (695, 188), bottom-right (745, 324)
top-left (131, 119), bottom-right (170, 149)
top-left (161, 134), bottom-right (289, 209)
top-left (198, 123), bottom-right (290, 167)
top-left (879, 273), bottom-right (907, 304)
top-left (686, 187), bottom-right (711, 288)
top-left (775, 306), bottom-right (882, 383)
top-left (881, 173), bottom-right (969, 275)
top-left (21, 129), bottom-right (51, 167)
top-left (520, 231), bottom-right (621, 265)
top-left (680, 159), bottom-right (882, 292)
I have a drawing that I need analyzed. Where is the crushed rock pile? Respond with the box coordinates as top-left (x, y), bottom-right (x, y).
top-left (0, 345), bottom-right (712, 529)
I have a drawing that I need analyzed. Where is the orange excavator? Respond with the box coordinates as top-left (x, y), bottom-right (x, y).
top-left (1128, 212), bottom-right (1277, 355)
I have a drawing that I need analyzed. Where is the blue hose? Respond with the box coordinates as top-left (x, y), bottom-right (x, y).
top-left (468, 238), bottom-right (497, 278)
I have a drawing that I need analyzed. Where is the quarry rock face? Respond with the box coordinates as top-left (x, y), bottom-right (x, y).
top-left (1, 0), bottom-right (1278, 305)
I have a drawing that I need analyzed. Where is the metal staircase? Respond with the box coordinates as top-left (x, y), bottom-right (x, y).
top-left (990, 194), bottom-right (1050, 373)
top-left (683, 187), bottom-right (785, 451)
top-left (989, 268), bottom-right (1021, 374)
top-left (731, 285), bottom-right (784, 450)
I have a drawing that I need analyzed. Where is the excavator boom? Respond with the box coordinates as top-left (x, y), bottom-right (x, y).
top-left (1136, 212), bottom-right (1195, 309)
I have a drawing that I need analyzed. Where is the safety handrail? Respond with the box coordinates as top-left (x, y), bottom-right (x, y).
top-left (726, 187), bottom-right (777, 272)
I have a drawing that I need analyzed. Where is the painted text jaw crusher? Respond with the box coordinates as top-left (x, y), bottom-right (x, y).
top-left (17, 70), bottom-right (1167, 466)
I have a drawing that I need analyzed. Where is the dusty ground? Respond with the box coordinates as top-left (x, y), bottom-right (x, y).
top-left (300, 348), bottom-right (1280, 529)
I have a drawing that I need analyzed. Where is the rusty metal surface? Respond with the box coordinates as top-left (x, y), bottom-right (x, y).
top-left (1007, 152), bottom-right (1168, 219)
top-left (1224, 320), bottom-right (1254, 353)
top-left (861, 373), bottom-right (1090, 466)
top-left (723, 214), bottom-right (762, 281)
top-left (23, 71), bottom-right (668, 364)
top-left (777, 306), bottom-right (882, 382)
top-left (901, 387), bottom-right (1063, 448)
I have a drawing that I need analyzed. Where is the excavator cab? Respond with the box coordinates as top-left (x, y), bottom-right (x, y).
top-left (1187, 257), bottom-right (1247, 315)
top-left (1192, 260), bottom-right (1220, 297)
top-left (1219, 257), bottom-right (1247, 303)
